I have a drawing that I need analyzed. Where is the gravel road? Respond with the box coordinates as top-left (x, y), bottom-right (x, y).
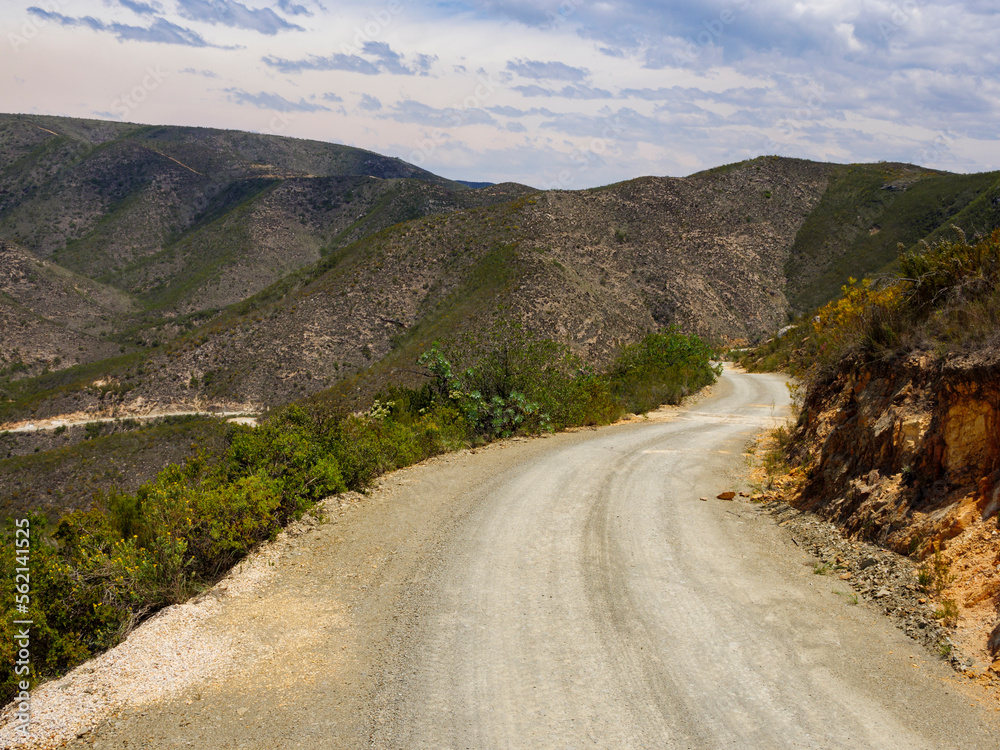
top-left (53, 368), bottom-right (1000, 748)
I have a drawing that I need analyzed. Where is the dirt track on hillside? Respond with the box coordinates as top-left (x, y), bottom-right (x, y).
top-left (11, 369), bottom-right (1000, 749)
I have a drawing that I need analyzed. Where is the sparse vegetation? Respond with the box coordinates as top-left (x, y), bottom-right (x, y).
top-left (918, 541), bottom-right (954, 599)
top-left (833, 590), bottom-right (859, 606)
top-left (933, 598), bottom-right (959, 627)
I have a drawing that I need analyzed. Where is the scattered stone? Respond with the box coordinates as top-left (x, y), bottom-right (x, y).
top-left (717, 491), bottom-right (736, 500)
top-left (699, 497), bottom-right (708, 501)
top-left (761, 500), bottom-right (954, 660)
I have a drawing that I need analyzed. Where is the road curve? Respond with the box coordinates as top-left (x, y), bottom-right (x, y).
top-left (58, 368), bottom-right (1000, 750)
top-left (374, 369), bottom-right (999, 749)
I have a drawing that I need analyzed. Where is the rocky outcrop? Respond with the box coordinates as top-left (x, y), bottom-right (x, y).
top-left (794, 352), bottom-right (1000, 549)
top-left (789, 350), bottom-right (1000, 668)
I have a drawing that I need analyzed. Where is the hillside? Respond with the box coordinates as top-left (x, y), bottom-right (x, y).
top-left (1, 155), bottom-right (836, 418)
top-left (743, 229), bottom-right (1000, 679)
top-left (783, 163), bottom-right (1000, 313)
top-left (0, 241), bottom-right (138, 378)
top-left (0, 114), bottom-right (532, 375)
top-left (2, 116), bottom-right (1000, 435)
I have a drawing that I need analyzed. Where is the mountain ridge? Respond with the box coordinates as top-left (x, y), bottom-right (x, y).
top-left (2, 116), bottom-right (1000, 424)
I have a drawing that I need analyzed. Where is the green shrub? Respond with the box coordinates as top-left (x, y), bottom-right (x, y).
top-left (416, 320), bottom-right (718, 438)
top-left (609, 330), bottom-right (721, 414)
top-left (741, 229), bottom-right (1000, 379)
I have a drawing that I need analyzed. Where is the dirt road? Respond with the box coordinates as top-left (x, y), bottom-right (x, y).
top-left (60, 369), bottom-right (1000, 749)
top-left (0, 410), bottom-right (257, 434)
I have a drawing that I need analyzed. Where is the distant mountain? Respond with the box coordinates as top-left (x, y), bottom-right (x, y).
top-left (2, 115), bottom-right (1000, 424)
top-left (456, 180), bottom-right (496, 189)
top-left (5, 155), bottom-right (832, 416)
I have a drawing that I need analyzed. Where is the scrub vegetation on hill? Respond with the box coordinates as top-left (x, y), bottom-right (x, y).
top-left (741, 227), bottom-right (1000, 380)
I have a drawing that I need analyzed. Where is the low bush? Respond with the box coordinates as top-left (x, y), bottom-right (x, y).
top-left (414, 319), bottom-right (718, 439)
top-left (609, 330), bottom-right (721, 414)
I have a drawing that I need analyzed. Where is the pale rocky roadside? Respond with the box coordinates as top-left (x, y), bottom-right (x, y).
top-left (746, 431), bottom-right (1000, 692)
top-left (0, 496), bottom-right (302, 748)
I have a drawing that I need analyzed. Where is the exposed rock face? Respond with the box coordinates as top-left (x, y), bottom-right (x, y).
top-left (794, 353), bottom-right (1000, 548)
top-left (790, 350), bottom-right (1000, 666)
top-left (990, 620), bottom-right (1000, 656)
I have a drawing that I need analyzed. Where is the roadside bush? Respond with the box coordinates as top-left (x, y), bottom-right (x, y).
top-left (417, 320), bottom-right (719, 438)
top-left (0, 320), bottom-right (720, 704)
top-left (609, 330), bottom-right (721, 414)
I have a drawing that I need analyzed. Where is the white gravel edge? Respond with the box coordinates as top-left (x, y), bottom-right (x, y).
top-left (0, 504), bottom-right (331, 750)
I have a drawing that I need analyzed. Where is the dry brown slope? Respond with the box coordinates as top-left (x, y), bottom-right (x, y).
top-left (0, 241), bottom-right (138, 376)
top-left (32, 157), bottom-right (831, 415)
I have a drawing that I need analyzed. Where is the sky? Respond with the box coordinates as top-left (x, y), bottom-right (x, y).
top-left (2, 0), bottom-right (999, 188)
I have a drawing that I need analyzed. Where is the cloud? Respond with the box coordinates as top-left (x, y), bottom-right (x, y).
top-left (276, 0), bottom-right (313, 16)
top-left (358, 93), bottom-right (382, 111)
top-left (322, 92), bottom-right (344, 102)
top-left (175, 0), bottom-right (304, 35)
top-left (264, 52), bottom-right (379, 75)
top-left (510, 84), bottom-right (550, 98)
top-left (26, 8), bottom-right (106, 31)
top-left (621, 87), bottom-right (680, 101)
top-left (226, 89), bottom-right (331, 112)
top-left (514, 84), bottom-right (613, 99)
top-left (486, 105), bottom-right (556, 117)
top-left (506, 58), bottom-right (589, 81)
top-left (360, 41), bottom-right (429, 75)
top-left (387, 99), bottom-right (496, 127)
top-left (181, 67), bottom-right (220, 78)
top-left (115, 17), bottom-right (224, 46)
top-left (27, 8), bottom-right (223, 47)
top-left (560, 84), bottom-right (613, 99)
top-left (537, 107), bottom-right (657, 140)
top-left (453, 0), bottom-right (998, 81)
top-left (114, 0), bottom-right (162, 14)
top-left (264, 42), bottom-right (436, 75)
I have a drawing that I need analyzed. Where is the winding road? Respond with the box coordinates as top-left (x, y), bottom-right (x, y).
top-left (62, 368), bottom-right (1000, 749)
